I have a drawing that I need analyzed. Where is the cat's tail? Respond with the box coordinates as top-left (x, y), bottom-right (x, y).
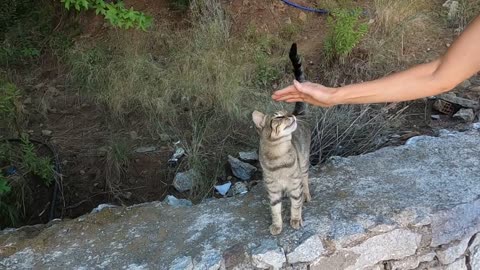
top-left (289, 43), bottom-right (307, 116)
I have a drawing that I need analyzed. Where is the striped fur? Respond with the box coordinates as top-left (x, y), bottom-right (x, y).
top-left (252, 44), bottom-right (311, 235)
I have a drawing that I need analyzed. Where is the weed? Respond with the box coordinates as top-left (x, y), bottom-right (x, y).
top-left (104, 139), bottom-right (131, 200)
top-left (324, 8), bottom-right (368, 62)
top-left (447, 0), bottom-right (480, 29)
top-left (0, 135), bottom-right (55, 227)
top-left (0, 81), bottom-right (22, 135)
top-left (21, 135), bottom-right (55, 186)
top-left (308, 104), bottom-right (404, 165)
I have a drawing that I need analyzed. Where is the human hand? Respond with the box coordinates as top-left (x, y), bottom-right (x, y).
top-left (271, 80), bottom-right (338, 107)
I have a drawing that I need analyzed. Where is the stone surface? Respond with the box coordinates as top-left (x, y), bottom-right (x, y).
top-left (164, 195), bottom-right (193, 207)
top-left (471, 239), bottom-right (480, 270)
top-left (436, 235), bottom-right (470, 264)
top-left (228, 155), bottom-right (257, 181)
top-left (286, 235), bottom-right (325, 264)
top-left (438, 93), bottom-right (479, 109)
top-left (390, 252), bottom-right (435, 270)
top-left (445, 258), bottom-right (467, 270)
top-left (1, 130), bottom-right (480, 269)
top-left (252, 240), bottom-right (286, 269)
top-left (238, 151), bottom-right (258, 162)
top-left (169, 256), bottom-right (194, 270)
top-left (173, 169), bottom-right (198, 192)
top-left (345, 229), bottom-right (421, 270)
top-left (453, 108), bottom-right (475, 122)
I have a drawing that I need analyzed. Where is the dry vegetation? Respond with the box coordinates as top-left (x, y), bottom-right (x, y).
top-left (2, 0), bottom-right (480, 210)
top-left (51, 0), bottom-right (480, 200)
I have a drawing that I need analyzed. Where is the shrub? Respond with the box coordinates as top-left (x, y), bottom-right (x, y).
top-left (61, 0), bottom-right (152, 30)
top-left (324, 8), bottom-right (368, 62)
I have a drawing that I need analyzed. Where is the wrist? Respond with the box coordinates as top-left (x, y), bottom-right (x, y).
top-left (326, 87), bottom-right (343, 106)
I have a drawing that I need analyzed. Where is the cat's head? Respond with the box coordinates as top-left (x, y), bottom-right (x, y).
top-left (252, 110), bottom-right (297, 141)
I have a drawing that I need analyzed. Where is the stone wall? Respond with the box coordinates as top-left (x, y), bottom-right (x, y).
top-left (1, 128), bottom-right (480, 270)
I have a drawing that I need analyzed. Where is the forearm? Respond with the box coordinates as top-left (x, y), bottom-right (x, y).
top-left (331, 15), bottom-right (480, 106)
top-left (331, 59), bottom-right (447, 105)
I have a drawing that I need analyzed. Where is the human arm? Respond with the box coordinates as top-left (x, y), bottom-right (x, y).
top-left (272, 15), bottom-right (480, 107)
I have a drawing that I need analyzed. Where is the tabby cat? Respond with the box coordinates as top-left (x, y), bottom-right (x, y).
top-left (252, 43), bottom-right (311, 235)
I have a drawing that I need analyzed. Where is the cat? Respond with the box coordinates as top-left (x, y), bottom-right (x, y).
top-left (252, 43), bottom-right (311, 235)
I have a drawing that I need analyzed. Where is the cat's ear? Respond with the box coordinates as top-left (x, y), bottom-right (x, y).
top-left (252, 110), bottom-right (266, 129)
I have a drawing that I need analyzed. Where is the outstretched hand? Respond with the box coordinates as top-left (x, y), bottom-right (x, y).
top-left (271, 80), bottom-right (337, 107)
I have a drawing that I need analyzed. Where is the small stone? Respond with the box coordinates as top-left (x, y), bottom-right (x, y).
top-left (473, 122), bottom-right (480, 130)
top-left (164, 195), bottom-right (192, 207)
top-left (453, 108), bottom-right (475, 122)
top-left (232, 182), bottom-right (248, 195)
top-left (41, 130), bottom-right (53, 136)
top-left (33, 82), bottom-right (45, 90)
top-left (287, 235), bottom-right (326, 264)
top-left (27, 130), bottom-right (34, 134)
top-left (134, 146), bottom-right (157, 153)
top-left (228, 155), bottom-right (257, 181)
top-left (47, 86), bottom-right (60, 97)
top-left (252, 240), bottom-right (286, 269)
top-left (129, 131), bottom-right (138, 140)
top-left (438, 93), bottom-right (479, 109)
top-left (79, 170), bottom-right (85, 175)
top-left (299, 12), bottom-right (307, 22)
top-left (368, 19), bottom-right (375, 24)
top-left (238, 151), bottom-right (258, 162)
top-left (431, 115), bottom-right (441, 120)
top-left (160, 133), bottom-right (171, 142)
top-left (285, 17), bottom-right (292, 25)
top-left (23, 97), bottom-right (32, 105)
top-left (93, 183), bottom-right (99, 187)
top-left (91, 204), bottom-right (117, 213)
top-left (460, 79), bottom-right (472, 89)
top-left (446, 43), bottom-right (451, 47)
top-left (123, 192), bottom-right (132, 200)
top-left (169, 256), bottom-right (193, 270)
top-left (214, 182), bottom-right (231, 196)
top-left (173, 169), bottom-right (199, 192)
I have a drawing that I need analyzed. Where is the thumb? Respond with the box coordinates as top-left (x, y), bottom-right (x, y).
top-left (293, 80), bottom-right (308, 94)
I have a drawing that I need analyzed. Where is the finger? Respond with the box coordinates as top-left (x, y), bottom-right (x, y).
top-left (272, 84), bottom-right (300, 97)
top-left (275, 94), bottom-right (304, 101)
top-left (285, 98), bottom-right (304, 103)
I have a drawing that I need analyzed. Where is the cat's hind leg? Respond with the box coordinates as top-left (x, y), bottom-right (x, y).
top-left (302, 174), bottom-right (311, 203)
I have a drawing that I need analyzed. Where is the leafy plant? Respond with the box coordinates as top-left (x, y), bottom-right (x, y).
top-left (0, 173), bottom-right (11, 196)
top-left (61, 0), bottom-right (153, 31)
top-left (0, 81), bottom-right (22, 134)
top-left (324, 8), bottom-right (368, 62)
top-left (20, 135), bottom-right (54, 186)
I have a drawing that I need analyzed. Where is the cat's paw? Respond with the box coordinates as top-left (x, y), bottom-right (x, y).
top-left (304, 192), bottom-right (312, 203)
top-left (290, 219), bottom-right (303, 230)
top-left (269, 224), bottom-right (282, 235)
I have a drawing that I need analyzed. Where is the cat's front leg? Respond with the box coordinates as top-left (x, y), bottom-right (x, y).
top-left (268, 190), bottom-right (283, 235)
top-left (289, 184), bottom-right (304, 230)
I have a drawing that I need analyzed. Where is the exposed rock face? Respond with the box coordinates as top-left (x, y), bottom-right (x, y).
top-left (1, 129), bottom-right (480, 269)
